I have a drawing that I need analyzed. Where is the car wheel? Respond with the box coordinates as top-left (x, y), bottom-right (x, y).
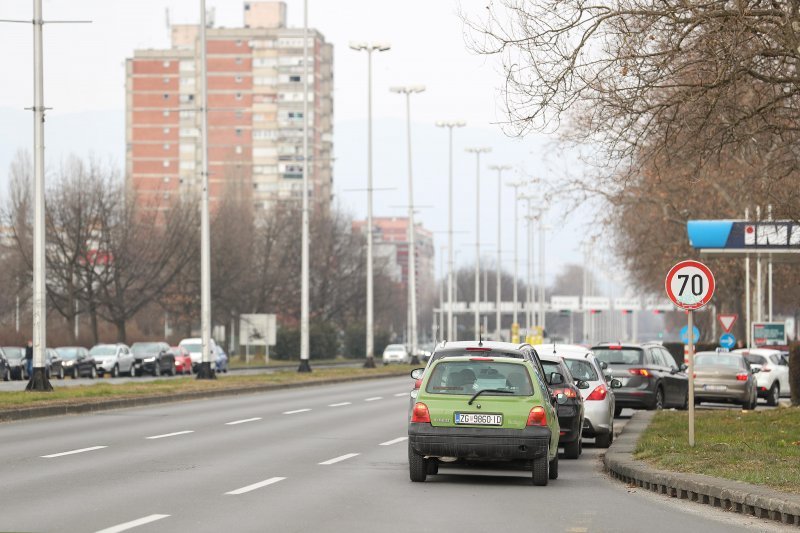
top-left (426, 459), bottom-right (439, 475)
top-left (548, 452), bottom-right (559, 480)
top-left (3, 369), bottom-right (9, 381)
top-left (154, 363), bottom-right (161, 377)
top-left (564, 438), bottom-right (580, 460)
top-left (677, 391), bottom-right (689, 411)
top-left (58, 367), bottom-right (64, 380)
top-left (614, 406), bottom-right (623, 418)
top-left (767, 384), bottom-right (779, 407)
top-left (112, 365), bottom-right (119, 378)
top-left (73, 367), bottom-right (79, 379)
top-left (595, 431), bottom-right (611, 449)
top-left (408, 443), bottom-right (427, 482)
top-left (169, 363), bottom-right (175, 377)
top-left (90, 367), bottom-right (97, 379)
top-left (653, 387), bottom-right (664, 410)
top-left (532, 446), bottom-right (549, 486)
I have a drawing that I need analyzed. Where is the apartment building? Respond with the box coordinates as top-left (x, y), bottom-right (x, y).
top-left (126, 1), bottom-right (333, 212)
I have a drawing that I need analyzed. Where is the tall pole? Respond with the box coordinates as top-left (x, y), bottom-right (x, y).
top-left (298, 0), bottom-right (312, 372)
top-left (756, 206), bottom-right (762, 324)
top-left (538, 212), bottom-right (546, 333)
top-left (745, 207), bottom-right (751, 347)
top-left (688, 310), bottom-right (695, 447)
top-left (436, 121), bottom-right (465, 341)
top-left (490, 165), bottom-right (510, 340)
top-left (768, 204), bottom-right (773, 322)
top-left (350, 42), bottom-right (390, 368)
top-left (466, 147), bottom-right (491, 338)
top-left (508, 184), bottom-right (522, 329)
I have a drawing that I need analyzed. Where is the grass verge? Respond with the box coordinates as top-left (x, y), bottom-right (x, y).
top-left (228, 356), bottom-right (365, 369)
top-left (0, 365), bottom-right (414, 410)
top-left (635, 407), bottom-right (800, 494)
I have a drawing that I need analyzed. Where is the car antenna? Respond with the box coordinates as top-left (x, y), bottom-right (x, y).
top-left (478, 333), bottom-right (483, 347)
top-left (553, 342), bottom-right (557, 354)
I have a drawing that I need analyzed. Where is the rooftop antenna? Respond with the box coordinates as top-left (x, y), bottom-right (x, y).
top-left (478, 332), bottom-right (483, 346)
top-left (552, 341), bottom-right (557, 354)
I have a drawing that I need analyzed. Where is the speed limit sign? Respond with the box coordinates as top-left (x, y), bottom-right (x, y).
top-left (665, 260), bottom-right (715, 310)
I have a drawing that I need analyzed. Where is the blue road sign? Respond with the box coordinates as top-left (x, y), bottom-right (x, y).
top-left (680, 325), bottom-right (701, 344)
top-left (719, 333), bottom-right (736, 350)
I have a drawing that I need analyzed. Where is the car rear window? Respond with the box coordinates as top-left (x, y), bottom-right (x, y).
top-left (563, 359), bottom-right (598, 381)
top-left (744, 354), bottom-right (767, 366)
top-left (425, 361), bottom-right (533, 396)
top-left (695, 353), bottom-right (744, 367)
top-left (593, 348), bottom-right (643, 365)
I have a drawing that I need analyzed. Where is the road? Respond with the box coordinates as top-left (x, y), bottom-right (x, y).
top-left (0, 376), bottom-right (791, 533)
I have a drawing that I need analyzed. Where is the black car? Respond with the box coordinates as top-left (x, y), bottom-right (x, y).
top-left (540, 353), bottom-right (587, 459)
top-left (0, 348), bottom-right (10, 381)
top-left (2, 347), bottom-right (27, 380)
top-left (130, 342), bottom-right (175, 377)
top-left (55, 347), bottom-right (97, 379)
top-left (592, 342), bottom-right (689, 415)
top-left (46, 348), bottom-right (65, 380)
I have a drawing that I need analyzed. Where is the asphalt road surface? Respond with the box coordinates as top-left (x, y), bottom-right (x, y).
top-left (0, 377), bottom-right (792, 533)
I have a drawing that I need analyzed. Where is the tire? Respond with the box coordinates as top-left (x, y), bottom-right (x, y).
top-left (595, 431), bottom-right (611, 449)
top-left (112, 365), bottom-right (119, 378)
top-left (58, 367), bottom-right (64, 380)
top-left (3, 369), bottom-right (9, 381)
top-left (677, 391), bottom-right (689, 411)
top-left (130, 365), bottom-right (137, 377)
top-left (614, 406), bottom-right (623, 418)
top-left (563, 438), bottom-right (581, 460)
top-left (652, 387), bottom-right (664, 411)
top-left (168, 363), bottom-right (175, 377)
top-left (408, 443), bottom-right (427, 482)
top-left (73, 367), bottom-right (79, 379)
top-left (154, 362), bottom-right (161, 377)
top-left (767, 384), bottom-right (779, 407)
top-left (532, 446), bottom-right (549, 486)
top-left (90, 366), bottom-right (97, 379)
top-left (548, 452), bottom-right (559, 480)
top-left (426, 460), bottom-right (439, 475)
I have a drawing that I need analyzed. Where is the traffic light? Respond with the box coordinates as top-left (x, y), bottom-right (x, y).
top-left (590, 309), bottom-right (602, 315)
top-left (621, 309), bottom-right (632, 315)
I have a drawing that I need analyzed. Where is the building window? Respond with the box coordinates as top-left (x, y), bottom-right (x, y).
top-left (235, 75), bottom-right (243, 83)
top-left (163, 143), bottom-right (170, 150)
top-left (236, 39), bottom-right (243, 46)
top-left (163, 93), bottom-right (170, 100)
top-left (235, 92), bottom-right (243, 100)
top-left (163, 176), bottom-right (170, 183)
top-left (163, 110), bottom-right (170, 117)
top-left (235, 57), bottom-right (243, 64)
top-left (163, 60), bottom-right (171, 68)
top-left (235, 128), bottom-right (243, 136)
top-left (235, 110), bottom-right (243, 119)
top-left (163, 161), bottom-right (170, 168)
top-left (163, 127), bottom-right (170, 134)
top-left (163, 77), bottom-right (170, 84)
top-left (289, 75), bottom-right (301, 83)
top-left (235, 145), bottom-right (243, 154)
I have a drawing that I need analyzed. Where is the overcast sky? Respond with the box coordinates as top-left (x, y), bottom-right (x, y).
top-left (0, 0), bottom-right (619, 290)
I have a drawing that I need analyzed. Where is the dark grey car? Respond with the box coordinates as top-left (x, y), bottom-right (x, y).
top-left (0, 348), bottom-right (10, 381)
top-left (2, 347), bottom-right (27, 380)
top-left (131, 342), bottom-right (175, 377)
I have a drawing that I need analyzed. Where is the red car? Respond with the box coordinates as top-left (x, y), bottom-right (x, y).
top-left (170, 346), bottom-right (193, 375)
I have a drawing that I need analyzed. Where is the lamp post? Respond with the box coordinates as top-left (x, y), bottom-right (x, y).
top-left (435, 121), bottom-right (465, 341)
top-left (350, 41), bottom-right (390, 368)
top-left (391, 85), bottom-right (425, 363)
top-left (298, 0), bottom-right (312, 372)
top-left (465, 147), bottom-right (491, 339)
top-left (489, 165), bottom-right (510, 339)
top-left (507, 181), bottom-right (524, 334)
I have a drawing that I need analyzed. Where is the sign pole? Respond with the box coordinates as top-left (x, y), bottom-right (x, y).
top-left (688, 310), bottom-right (695, 447)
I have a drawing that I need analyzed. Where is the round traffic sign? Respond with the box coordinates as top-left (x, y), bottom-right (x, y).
top-left (665, 260), bottom-right (715, 310)
top-left (719, 333), bottom-right (736, 350)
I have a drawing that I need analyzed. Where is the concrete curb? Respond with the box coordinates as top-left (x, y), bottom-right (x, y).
top-left (0, 372), bottom-right (408, 423)
top-left (604, 411), bottom-right (800, 527)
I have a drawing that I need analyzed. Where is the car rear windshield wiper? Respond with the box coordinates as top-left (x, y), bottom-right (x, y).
top-left (468, 389), bottom-right (513, 405)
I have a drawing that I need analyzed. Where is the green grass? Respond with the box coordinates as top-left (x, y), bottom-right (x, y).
top-left (227, 356), bottom-right (366, 369)
top-left (635, 408), bottom-right (800, 493)
top-left (0, 365), bottom-right (414, 410)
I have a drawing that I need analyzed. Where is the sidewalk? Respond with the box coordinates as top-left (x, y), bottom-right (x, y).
top-left (604, 411), bottom-right (800, 527)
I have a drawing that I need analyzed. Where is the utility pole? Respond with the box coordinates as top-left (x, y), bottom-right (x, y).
top-left (465, 147), bottom-right (491, 339)
top-left (490, 165), bottom-right (510, 340)
top-left (745, 207), bottom-right (751, 347)
top-left (298, 0), bottom-right (312, 372)
top-left (508, 181), bottom-right (524, 335)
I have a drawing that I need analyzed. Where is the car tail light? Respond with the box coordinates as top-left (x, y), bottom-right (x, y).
top-left (608, 345), bottom-right (622, 350)
top-left (411, 402), bottom-right (430, 423)
top-left (466, 347), bottom-right (492, 352)
top-left (527, 406), bottom-right (547, 426)
top-left (414, 378), bottom-right (422, 390)
top-left (552, 388), bottom-right (577, 398)
top-left (586, 384), bottom-right (608, 401)
top-left (736, 373), bottom-right (748, 381)
top-left (469, 357), bottom-right (493, 361)
top-left (628, 368), bottom-right (652, 377)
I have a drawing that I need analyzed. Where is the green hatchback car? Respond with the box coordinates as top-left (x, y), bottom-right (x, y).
top-left (408, 353), bottom-right (561, 485)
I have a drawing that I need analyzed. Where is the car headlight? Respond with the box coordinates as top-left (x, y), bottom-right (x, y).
top-left (63, 361), bottom-right (74, 367)
top-left (144, 357), bottom-right (156, 363)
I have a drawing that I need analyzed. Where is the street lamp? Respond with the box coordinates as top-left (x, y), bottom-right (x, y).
top-left (507, 180), bottom-right (525, 336)
top-left (435, 120), bottom-right (465, 342)
top-left (489, 165), bottom-right (511, 340)
top-left (298, 0), bottom-right (312, 372)
top-left (350, 41), bottom-right (390, 368)
top-left (390, 85), bottom-right (425, 363)
top-left (465, 147), bottom-right (491, 339)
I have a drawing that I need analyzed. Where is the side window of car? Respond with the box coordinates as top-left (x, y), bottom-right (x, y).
top-left (646, 348), bottom-right (661, 367)
top-left (661, 348), bottom-right (678, 370)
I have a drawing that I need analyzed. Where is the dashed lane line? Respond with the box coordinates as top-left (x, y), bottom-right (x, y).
top-left (41, 446), bottom-right (108, 458)
top-left (283, 408), bottom-right (312, 415)
top-left (145, 430), bottom-right (194, 440)
top-left (95, 514), bottom-right (170, 533)
top-left (364, 396), bottom-right (383, 402)
top-left (328, 402), bottom-right (351, 407)
top-left (225, 477), bottom-right (287, 495)
top-left (225, 417), bottom-right (262, 425)
top-left (319, 453), bottom-right (360, 465)
top-left (394, 392), bottom-right (409, 397)
top-left (379, 437), bottom-right (408, 446)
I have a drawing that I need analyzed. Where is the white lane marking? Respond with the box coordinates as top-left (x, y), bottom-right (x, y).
top-left (319, 453), bottom-right (360, 465)
top-left (145, 430), bottom-right (194, 440)
top-left (225, 417), bottom-right (262, 426)
top-left (225, 476), bottom-right (286, 495)
top-left (42, 445), bottom-right (107, 458)
top-left (379, 437), bottom-right (408, 446)
top-left (394, 392), bottom-right (409, 397)
top-left (283, 408), bottom-right (311, 415)
top-left (364, 396), bottom-right (383, 402)
top-left (95, 514), bottom-right (170, 533)
top-left (328, 402), bottom-right (351, 407)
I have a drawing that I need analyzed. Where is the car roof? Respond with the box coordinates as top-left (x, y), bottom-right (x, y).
top-left (435, 340), bottom-right (533, 352)
top-left (537, 352), bottom-right (569, 364)
top-left (533, 343), bottom-right (591, 357)
top-left (733, 348), bottom-right (782, 356)
top-left (429, 354), bottom-right (527, 365)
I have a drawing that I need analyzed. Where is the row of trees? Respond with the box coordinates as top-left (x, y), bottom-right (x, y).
top-left (0, 152), bottom-right (411, 354)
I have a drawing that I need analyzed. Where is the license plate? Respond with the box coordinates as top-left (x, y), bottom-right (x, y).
top-left (704, 385), bottom-right (727, 392)
top-left (454, 413), bottom-right (502, 426)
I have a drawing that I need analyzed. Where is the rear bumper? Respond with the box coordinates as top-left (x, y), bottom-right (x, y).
top-left (556, 404), bottom-right (582, 443)
top-left (408, 423), bottom-right (551, 460)
top-left (694, 386), bottom-right (748, 403)
top-left (614, 389), bottom-right (655, 410)
top-left (582, 401), bottom-right (612, 437)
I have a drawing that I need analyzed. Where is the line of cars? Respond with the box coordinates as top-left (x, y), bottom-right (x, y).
top-left (0, 337), bottom-right (229, 381)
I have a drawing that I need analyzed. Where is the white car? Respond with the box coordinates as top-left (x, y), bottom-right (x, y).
top-left (534, 344), bottom-right (619, 448)
top-left (734, 348), bottom-right (791, 405)
top-left (89, 343), bottom-right (135, 377)
top-left (382, 344), bottom-right (409, 365)
top-left (179, 338), bottom-right (219, 372)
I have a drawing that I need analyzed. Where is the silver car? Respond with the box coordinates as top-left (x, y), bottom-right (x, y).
top-left (382, 344), bottom-right (409, 365)
top-left (534, 344), bottom-right (619, 448)
top-left (89, 343), bottom-right (136, 377)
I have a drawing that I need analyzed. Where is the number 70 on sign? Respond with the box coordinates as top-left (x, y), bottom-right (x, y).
top-left (665, 260), bottom-right (715, 310)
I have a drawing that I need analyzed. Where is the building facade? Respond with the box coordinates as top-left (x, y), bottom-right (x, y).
top-left (126, 2), bottom-right (333, 212)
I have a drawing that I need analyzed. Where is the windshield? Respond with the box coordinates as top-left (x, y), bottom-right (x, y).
top-left (90, 346), bottom-right (116, 356)
top-left (425, 361), bottom-right (533, 396)
top-left (132, 343), bottom-right (160, 355)
top-left (563, 359), bottom-right (599, 381)
top-left (56, 348), bottom-right (80, 360)
top-left (2, 347), bottom-right (23, 358)
top-left (593, 348), bottom-right (644, 365)
top-left (183, 344), bottom-right (202, 353)
top-left (384, 344), bottom-right (405, 351)
top-left (695, 353), bottom-right (744, 368)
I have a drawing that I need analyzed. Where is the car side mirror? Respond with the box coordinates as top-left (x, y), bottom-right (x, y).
top-left (599, 360), bottom-right (608, 370)
top-left (549, 372), bottom-right (565, 385)
top-left (751, 367), bottom-right (760, 374)
top-left (410, 368), bottom-right (424, 380)
top-left (679, 363), bottom-right (688, 371)
top-left (575, 380), bottom-right (590, 390)
top-left (609, 379), bottom-right (622, 389)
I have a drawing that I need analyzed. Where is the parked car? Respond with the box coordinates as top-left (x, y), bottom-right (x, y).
top-left (538, 351), bottom-right (587, 459)
top-left (382, 344), bottom-right (410, 365)
top-left (0, 348), bottom-right (10, 381)
top-left (693, 351), bottom-right (758, 409)
top-left (592, 342), bottom-right (688, 413)
top-left (170, 346), bottom-right (193, 375)
top-left (2, 346), bottom-right (27, 380)
top-left (131, 342), bottom-right (175, 377)
top-left (46, 348), bottom-right (64, 380)
top-left (55, 347), bottom-right (97, 379)
top-left (215, 345), bottom-right (228, 373)
top-left (734, 348), bottom-right (791, 406)
top-left (90, 343), bottom-right (135, 377)
top-left (408, 350), bottom-right (561, 485)
top-left (179, 338), bottom-right (219, 372)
